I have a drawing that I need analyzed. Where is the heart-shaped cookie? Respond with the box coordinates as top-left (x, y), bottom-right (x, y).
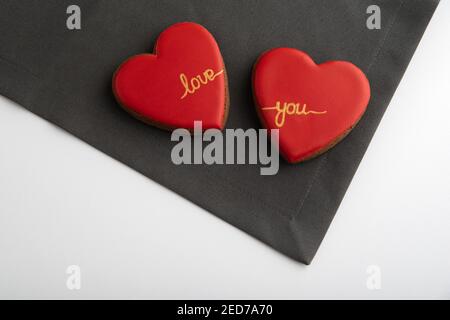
top-left (253, 48), bottom-right (370, 163)
top-left (113, 22), bottom-right (228, 131)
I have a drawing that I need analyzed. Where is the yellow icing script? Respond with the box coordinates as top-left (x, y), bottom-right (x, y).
top-left (262, 101), bottom-right (327, 128)
top-left (180, 69), bottom-right (224, 99)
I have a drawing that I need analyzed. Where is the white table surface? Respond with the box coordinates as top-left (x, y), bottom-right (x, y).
top-left (1, 2), bottom-right (449, 299)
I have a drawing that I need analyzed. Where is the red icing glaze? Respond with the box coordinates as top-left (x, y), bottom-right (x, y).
top-left (113, 22), bottom-right (228, 131)
top-left (253, 48), bottom-right (371, 163)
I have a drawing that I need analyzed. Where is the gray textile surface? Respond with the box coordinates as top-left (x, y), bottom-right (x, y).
top-left (0, 0), bottom-right (439, 264)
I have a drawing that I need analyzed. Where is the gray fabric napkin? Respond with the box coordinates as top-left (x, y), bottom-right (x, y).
top-left (0, 0), bottom-right (439, 264)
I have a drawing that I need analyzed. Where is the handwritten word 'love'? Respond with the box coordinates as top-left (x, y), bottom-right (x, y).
top-left (180, 69), bottom-right (224, 99)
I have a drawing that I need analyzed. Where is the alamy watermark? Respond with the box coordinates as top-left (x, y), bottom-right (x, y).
top-left (66, 265), bottom-right (81, 290)
top-left (66, 5), bottom-right (81, 30)
top-left (366, 5), bottom-right (381, 30)
top-left (171, 122), bottom-right (280, 176)
top-left (366, 265), bottom-right (382, 290)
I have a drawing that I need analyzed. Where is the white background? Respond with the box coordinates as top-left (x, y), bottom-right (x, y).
top-left (0, 3), bottom-right (449, 300)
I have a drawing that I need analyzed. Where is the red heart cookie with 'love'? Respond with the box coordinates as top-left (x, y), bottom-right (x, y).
top-left (113, 22), bottom-right (228, 131)
top-left (253, 48), bottom-right (371, 163)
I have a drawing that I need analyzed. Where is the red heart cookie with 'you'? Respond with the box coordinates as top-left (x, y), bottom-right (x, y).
top-left (113, 22), bottom-right (228, 131)
top-left (253, 48), bottom-right (371, 163)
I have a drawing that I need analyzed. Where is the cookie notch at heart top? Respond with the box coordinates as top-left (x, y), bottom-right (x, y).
top-left (113, 22), bottom-right (229, 131)
top-left (252, 48), bottom-right (371, 164)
